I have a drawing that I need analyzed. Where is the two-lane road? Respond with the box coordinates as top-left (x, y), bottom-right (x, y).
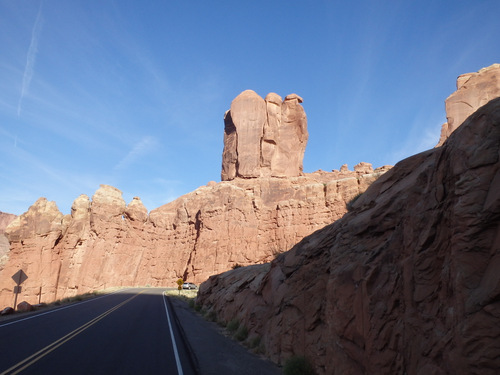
top-left (0, 288), bottom-right (196, 375)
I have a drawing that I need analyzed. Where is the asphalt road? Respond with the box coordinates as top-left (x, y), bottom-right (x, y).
top-left (0, 288), bottom-right (196, 375)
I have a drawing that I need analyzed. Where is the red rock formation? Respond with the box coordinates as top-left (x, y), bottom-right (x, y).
top-left (0, 165), bottom-right (386, 307)
top-left (197, 97), bottom-right (500, 374)
top-left (0, 211), bottom-right (16, 271)
top-left (437, 63), bottom-right (500, 146)
top-left (222, 90), bottom-right (308, 180)
top-left (0, 211), bottom-right (16, 232)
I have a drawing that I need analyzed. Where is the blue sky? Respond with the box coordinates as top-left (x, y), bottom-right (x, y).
top-left (1, 0), bottom-right (499, 216)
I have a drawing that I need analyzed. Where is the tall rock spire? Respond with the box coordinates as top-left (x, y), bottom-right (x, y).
top-left (221, 90), bottom-right (308, 181)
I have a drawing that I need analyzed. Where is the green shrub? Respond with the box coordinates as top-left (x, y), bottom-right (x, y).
top-left (234, 325), bottom-right (248, 341)
top-left (217, 319), bottom-right (227, 327)
top-left (227, 318), bottom-right (240, 333)
top-left (283, 356), bottom-right (316, 375)
top-left (205, 310), bottom-right (217, 322)
top-left (194, 304), bottom-right (202, 312)
top-left (255, 341), bottom-right (266, 355)
top-left (249, 335), bottom-right (261, 349)
top-left (188, 299), bottom-right (195, 308)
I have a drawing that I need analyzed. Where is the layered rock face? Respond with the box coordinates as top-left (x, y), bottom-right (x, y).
top-left (197, 98), bottom-right (500, 374)
top-left (0, 89), bottom-right (389, 307)
top-left (437, 63), bottom-right (500, 146)
top-left (0, 164), bottom-right (387, 307)
top-left (0, 211), bottom-right (16, 271)
top-left (222, 90), bottom-right (308, 180)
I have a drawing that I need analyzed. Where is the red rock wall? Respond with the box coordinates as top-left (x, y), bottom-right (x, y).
top-left (0, 211), bottom-right (16, 271)
top-left (437, 63), bottom-right (500, 146)
top-left (197, 98), bottom-right (500, 375)
top-left (0, 167), bottom-right (387, 307)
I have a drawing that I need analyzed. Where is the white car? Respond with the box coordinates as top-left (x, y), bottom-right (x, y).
top-left (182, 282), bottom-right (197, 290)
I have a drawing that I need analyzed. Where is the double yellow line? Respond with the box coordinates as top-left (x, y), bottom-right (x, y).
top-left (1, 291), bottom-right (143, 375)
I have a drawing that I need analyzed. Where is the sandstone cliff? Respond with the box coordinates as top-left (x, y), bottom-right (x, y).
top-left (197, 97), bottom-right (500, 374)
top-left (222, 90), bottom-right (308, 180)
top-left (437, 63), bottom-right (500, 146)
top-left (0, 165), bottom-right (387, 307)
top-left (0, 87), bottom-right (392, 307)
top-left (0, 211), bottom-right (16, 271)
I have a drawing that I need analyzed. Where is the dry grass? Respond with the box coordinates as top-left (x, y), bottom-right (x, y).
top-left (164, 288), bottom-right (198, 301)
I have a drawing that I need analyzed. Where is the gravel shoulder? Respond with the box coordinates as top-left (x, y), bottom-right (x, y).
top-left (169, 296), bottom-right (282, 375)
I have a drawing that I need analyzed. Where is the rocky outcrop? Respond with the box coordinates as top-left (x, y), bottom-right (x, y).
top-left (222, 90), bottom-right (308, 180)
top-left (0, 211), bottom-right (16, 271)
top-left (0, 211), bottom-right (16, 231)
top-left (0, 165), bottom-right (387, 307)
top-left (197, 97), bottom-right (500, 374)
top-left (437, 63), bottom-right (500, 146)
top-left (0, 88), bottom-right (389, 307)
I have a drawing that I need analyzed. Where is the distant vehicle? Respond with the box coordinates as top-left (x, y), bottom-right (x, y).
top-left (182, 282), bottom-right (197, 290)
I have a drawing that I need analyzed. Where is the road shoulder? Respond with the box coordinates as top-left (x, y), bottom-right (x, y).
top-left (169, 297), bottom-right (282, 375)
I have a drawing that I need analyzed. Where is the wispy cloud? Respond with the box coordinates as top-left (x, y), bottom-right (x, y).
top-left (17, 2), bottom-right (43, 117)
top-left (114, 136), bottom-right (158, 171)
top-left (387, 117), bottom-right (444, 165)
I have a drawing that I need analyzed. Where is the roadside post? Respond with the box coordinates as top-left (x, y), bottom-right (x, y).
top-left (176, 278), bottom-right (184, 295)
top-left (12, 269), bottom-right (28, 310)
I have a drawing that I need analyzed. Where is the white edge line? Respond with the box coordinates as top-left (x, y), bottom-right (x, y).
top-left (163, 291), bottom-right (184, 375)
top-left (0, 288), bottom-right (132, 329)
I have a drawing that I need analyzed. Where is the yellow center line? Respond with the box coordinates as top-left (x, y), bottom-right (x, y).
top-left (1, 291), bottom-right (144, 375)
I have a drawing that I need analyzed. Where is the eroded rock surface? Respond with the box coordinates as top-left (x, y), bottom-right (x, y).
top-left (222, 90), bottom-right (308, 180)
top-left (0, 211), bottom-right (16, 271)
top-left (0, 166), bottom-right (386, 307)
top-left (437, 63), bottom-right (500, 146)
top-left (197, 98), bottom-right (500, 374)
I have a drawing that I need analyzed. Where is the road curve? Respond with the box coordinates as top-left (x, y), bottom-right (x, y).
top-left (0, 288), bottom-right (196, 375)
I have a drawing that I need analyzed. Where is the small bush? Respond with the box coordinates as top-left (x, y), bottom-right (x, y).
top-left (255, 342), bottom-right (266, 355)
top-left (249, 336), bottom-right (261, 349)
top-left (217, 319), bottom-right (227, 328)
top-left (188, 299), bottom-right (195, 309)
top-left (232, 263), bottom-right (242, 269)
top-left (194, 304), bottom-right (202, 312)
top-left (234, 325), bottom-right (248, 341)
top-left (283, 356), bottom-right (316, 375)
top-left (227, 318), bottom-right (240, 333)
top-left (206, 310), bottom-right (217, 322)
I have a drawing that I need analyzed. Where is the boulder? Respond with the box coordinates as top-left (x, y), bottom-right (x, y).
top-left (0, 306), bottom-right (14, 316)
top-left (16, 301), bottom-right (33, 312)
